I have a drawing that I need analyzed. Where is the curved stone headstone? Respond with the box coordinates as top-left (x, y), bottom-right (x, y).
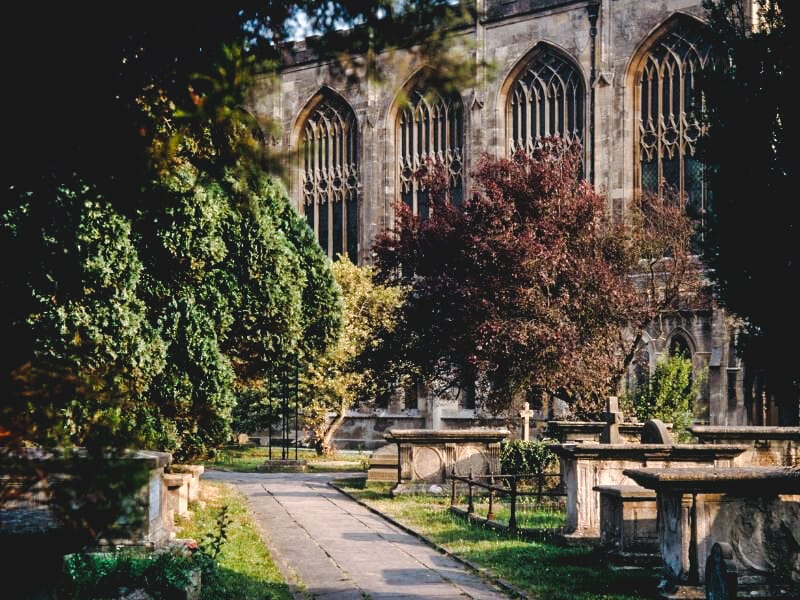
top-left (641, 419), bottom-right (672, 445)
top-left (705, 542), bottom-right (738, 600)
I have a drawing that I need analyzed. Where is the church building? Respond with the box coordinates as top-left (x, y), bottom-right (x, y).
top-left (247, 0), bottom-right (773, 446)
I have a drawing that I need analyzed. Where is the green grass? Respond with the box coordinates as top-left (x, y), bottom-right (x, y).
top-left (201, 446), bottom-right (368, 473)
top-left (177, 482), bottom-right (293, 600)
top-left (334, 479), bottom-right (659, 600)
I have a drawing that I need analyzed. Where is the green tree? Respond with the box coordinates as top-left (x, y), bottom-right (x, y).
top-left (624, 353), bottom-right (705, 442)
top-left (0, 182), bottom-right (165, 450)
top-left (703, 0), bottom-right (799, 423)
top-left (301, 257), bottom-right (403, 454)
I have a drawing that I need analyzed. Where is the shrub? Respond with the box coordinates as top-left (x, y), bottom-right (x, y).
top-left (500, 439), bottom-right (557, 497)
top-left (623, 352), bottom-right (706, 442)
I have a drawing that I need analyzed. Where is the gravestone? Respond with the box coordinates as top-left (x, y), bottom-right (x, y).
top-left (519, 401), bottom-right (535, 441)
top-left (600, 396), bottom-right (622, 444)
top-left (624, 466), bottom-right (800, 598)
top-left (705, 542), bottom-right (737, 600)
top-left (641, 419), bottom-right (672, 445)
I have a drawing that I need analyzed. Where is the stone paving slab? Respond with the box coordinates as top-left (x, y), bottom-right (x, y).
top-left (204, 471), bottom-right (510, 600)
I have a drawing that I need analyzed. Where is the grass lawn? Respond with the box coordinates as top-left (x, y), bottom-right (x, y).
top-left (202, 445), bottom-right (368, 473)
top-left (177, 482), bottom-right (293, 600)
top-left (334, 478), bottom-right (660, 600)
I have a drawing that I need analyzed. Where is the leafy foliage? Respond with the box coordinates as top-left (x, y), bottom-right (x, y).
top-left (0, 183), bottom-right (164, 451)
top-left (623, 353), bottom-right (705, 442)
top-left (500, 439), bottom-right (557, 477)
top-left (703, 0), bottom-right (799, 423)
top-left (61, 546), bottom-right (198, 600)
top-left (374, 141), bottom-right (638, 414)
top-left (302, 256), bottom-right (403, 454)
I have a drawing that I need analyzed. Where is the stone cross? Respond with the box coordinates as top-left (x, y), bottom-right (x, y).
top-left (519, 401), bottom-right (535, 441)
top-left (600, 396), bottom-right (622, 444)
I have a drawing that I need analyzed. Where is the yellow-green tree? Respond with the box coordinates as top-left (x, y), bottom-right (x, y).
top-left (302, 257), bottom-right (403, 454)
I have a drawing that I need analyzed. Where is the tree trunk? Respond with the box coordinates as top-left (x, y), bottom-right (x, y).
top-left (319, 411), bottom-right (347, 455)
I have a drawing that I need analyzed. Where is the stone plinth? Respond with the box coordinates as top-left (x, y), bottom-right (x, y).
top-left (547, 421), bottom-right (653, 444)
top-left (384, 428), bottom-right (510, 495)
top-left (367, 444), bottom-right (399, 483)
top-left (625, 467), bottom-right (800, 599)
top-left (689, 426), bottom-right (800, 467)
top-left (594, 485), bottom-right (658, 562)
top-left (163, 472), bottom-right (192, 523)
top-left (551, 443), bottom-right (747, 542)
top-left (171, 464), bottom-right (204, 502)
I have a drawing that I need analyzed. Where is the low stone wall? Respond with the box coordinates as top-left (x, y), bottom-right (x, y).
top-left (625, 467), bottom-right (800, 598)
top-left (384, 428), bottom-right (510, 494)
top-left (689, 425), bottom-right (800, 467)
top-left (551, 443), bottom-right (747, 542)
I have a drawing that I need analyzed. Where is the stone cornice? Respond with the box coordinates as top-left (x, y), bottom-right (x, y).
top-left (623, 467), bottom-right (800, 494)
top-left (551, 442), bottom-right (746, 461)
top-left (689, 426), bottom-right (800, 441)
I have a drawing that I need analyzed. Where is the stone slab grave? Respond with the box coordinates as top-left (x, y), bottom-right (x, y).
top-left (594, 484), bottom-right (658, 564)
top-left (546, 396), bottom-right (664, 445)
top-left (624, 467), bottom-right (800, 599)
top-left (366, 444), bottom-right (399, 483)
top-left (0, 449), bottom-right (174, 599)
top-left (689, 425), bottom-right (800, 467)
top-left (551, 397), bottom-right (747, 544)
top-left (383, 428), bottom-right (510, 495)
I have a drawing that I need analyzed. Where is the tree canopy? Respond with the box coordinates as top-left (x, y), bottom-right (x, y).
top-left (703, 0), bottom-right (799, 423)
top-left (372, 141), bottom-right (705, 416)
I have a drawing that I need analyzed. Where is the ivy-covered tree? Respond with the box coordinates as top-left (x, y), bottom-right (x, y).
top-left (703, 0), bottom-right (799, 423)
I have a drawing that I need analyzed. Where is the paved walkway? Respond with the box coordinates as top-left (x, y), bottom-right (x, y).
top-left (204, 471), bottom-right (509, 600)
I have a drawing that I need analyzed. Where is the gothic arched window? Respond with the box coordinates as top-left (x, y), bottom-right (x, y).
top-left (637, 21), bottom-right (712, 217)
top-left (300, 93), bottom-right (359, 262)
top-left (506, 46), bottom-right (584, 156)
top-left (397, 88), bottom-right (464, 218)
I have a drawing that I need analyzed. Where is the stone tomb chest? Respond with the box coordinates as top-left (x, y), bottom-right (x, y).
top-left (552, 442), bottom-right (747, 542)
top-left (625, 467), bottom-right (800, 599)
top-left (384, 428), bottom-right (510, 495)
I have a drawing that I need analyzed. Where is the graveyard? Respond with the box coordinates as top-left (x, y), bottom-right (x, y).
top-left (2, 1), bottom-right (799, 599)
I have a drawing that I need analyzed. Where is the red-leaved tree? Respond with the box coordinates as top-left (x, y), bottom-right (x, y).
top-left (373, 139), bottom-right (708, 416)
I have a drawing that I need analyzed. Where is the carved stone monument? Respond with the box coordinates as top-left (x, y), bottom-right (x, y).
top-left (689, 425), bottom-right (800, 467)
top-left (624, 467), bottom-right (800, 599)
top-left (384, 428), bottom-right (510, 495)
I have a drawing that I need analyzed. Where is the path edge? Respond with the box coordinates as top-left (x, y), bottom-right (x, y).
top-left (328, 480), bottom-right (537, 600)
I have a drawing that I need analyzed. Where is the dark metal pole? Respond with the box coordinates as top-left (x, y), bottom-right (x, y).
top-left (467, 468), bottom-right (475, 515)
top-left (282, 364), bottom-right (288, 460)
top-left (294, 360), bottom-right (299, 461)
top-left (450, 466), bottom-right (456, 507)
top-left (268, 389), bottom-right (273, 461)
top-left (487, 471), bottom-right (496, 521)
top-left (509, 476), bottom-right (518, 533)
